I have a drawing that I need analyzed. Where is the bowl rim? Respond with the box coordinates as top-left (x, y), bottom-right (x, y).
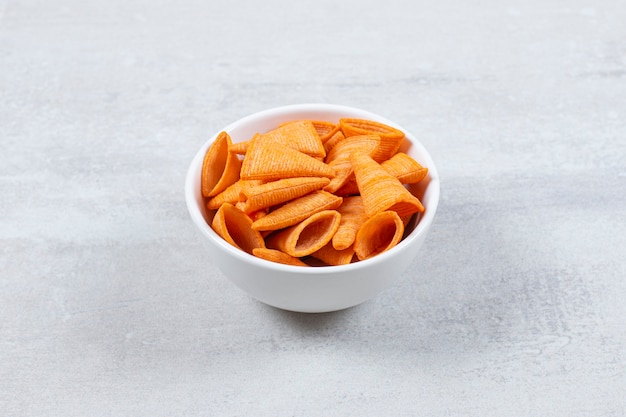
top-left (185, 103), bottom-right (440, 276)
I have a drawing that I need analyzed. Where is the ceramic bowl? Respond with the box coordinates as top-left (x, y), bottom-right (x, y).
top-left (185, 104), bottom-right (440, 313)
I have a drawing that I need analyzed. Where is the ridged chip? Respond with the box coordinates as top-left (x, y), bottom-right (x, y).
top-left (351, 151), bottom-right (424, 218)
top-left (354, 211), bottom-right (404, 261)
top-left (265, 210), bottom-right (341, 258)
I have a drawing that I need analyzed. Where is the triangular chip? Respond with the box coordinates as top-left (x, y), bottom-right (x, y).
top-left (325, 135), bottom-right (380, 164)
top-left (240, 138), bottom-right (334, 181)
top-left (381, 152), bottom-right (429, 183)
top-left (323, 159), bottom-right (354, 194)
top-left (351, 152), bottom-right (424, 217)
top-left (309, 120), bottom-right (340, 143)
top-left (242, 177), bottom-right (330, 214)
top-left (340, 118), bottom-right (405, 161)
top-left (323, 130), bottom-right (345, 155)
top-left (251, 190), bottom-right (342, 231)
top-left (339, 118), bottom-right (405, 140)
top-left (206, 179), bottom-right (263, 210)
top-left (265, 210), bottom-right (341, 257)
top-left (261, 120), bottom-right (326, 158)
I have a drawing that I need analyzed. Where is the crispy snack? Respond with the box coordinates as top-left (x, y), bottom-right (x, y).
top-left (380, 152), bottom-right (429, 184)
top-left (351, 151), bottom-right (424, 217)
top-left (309, 120), bottom-right (340, 143)
top-left (262, 120), bottom-right (326, 158)
top-left (310, 242), bottom-right (355, 266)
top-left (354, 210), bottom-right (404, 261)
top-left (324, 159), bottom-right (354, 194)
top-left (251, 190), bottom-right (342, 231)
top-left (240, 138), bottom-right (334, 181)
top-left (234, 200), bottom-right (247, 212)
top-left (201, 131), bottom-right (242, 197)
top-left (339, 118), bottom-right (405, 161)
top-left (334, 178), bottom-right (360, 197)
top-left (265, 210), bottom-right (341, 257)
top-left (242, 177), bottom-right (331, 214)
top-left (323, 130), bottom-right (345, 154)
top-left (252, 248), bottom-right (309, 266)
top-left (228, 137), bottom-right (255, 155)
top-left (333, 154), bottom-right (426, 196)
top-left (211, 203), bottom-right (265, 254)
top-left (325, 134), bottom-right (380, 164)
top-left (339, 118), bottom-right (405, 139)
top-left (206, 179), bottom-right (263, 210)
top-left (332, 196), bottom-right (368, 250)
top-left (248, 208), bottom-right (269, 223)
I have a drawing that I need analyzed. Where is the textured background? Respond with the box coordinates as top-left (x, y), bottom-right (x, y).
top-left (1, 0), bottom-right (625, 415)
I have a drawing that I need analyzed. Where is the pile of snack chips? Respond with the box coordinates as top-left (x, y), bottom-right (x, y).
top-left (201, 118), bottom-right (428, 266)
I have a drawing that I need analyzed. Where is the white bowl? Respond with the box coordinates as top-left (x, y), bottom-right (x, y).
top-left (185, 104), bottom-right (440, 313)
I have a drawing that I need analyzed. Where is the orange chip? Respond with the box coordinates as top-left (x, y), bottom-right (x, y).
top-left (333, 154), bottom-right (426, 196)
top-left (234, 200), bottom-right (247, 212)
top-left (334, 178), bottom-right (360, 197)
top-left (325, 134), bottom-right (380, 164)
top-left (211, 203), bottom-right (266, 254)
top-left (310, 242), bottom-right (355, 266)
top-left (240, 138), bottom-right (334, 181)
top-left (323, 159), bottom-right (354, 194)
top-left (309, 120), bottom-right (340, 143)
top-left (261, 120), bottom-right (326, 158)
top-left (242, 177), bottom-right (331, 214)
top-left (252, 248), bottom-right (309, 266)
top-left (340, 118), bottom-right (405, 161)
top-left (323, 130), bottom-right (345, 154)
top-left (400, 214), bottom-right (414, 227)
top-left (228, 138), bottom-right (254, 155)
top-left (332, 196), bottom-right (368, 250)
top-left (201, 131), bottom-right (242, 197)
top-left (340, 118), bottom-right (405, 140)
top-left (265, 210), bottom-right (341, 257)
top-left (249, 208), bottom-right (269, 223)
top-left (351, 151), bottom-right (424, 217)
top-left (251, 190), bottom-right (342, 231)
top-left (206, 179), bottom-right (263, 210)
top-left (354, 211), bottom-right (404, 261)
top-left (381, 152), bottom-right (429, 184)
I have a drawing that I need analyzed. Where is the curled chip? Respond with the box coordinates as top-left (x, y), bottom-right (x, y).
top-left (351, 151), bottom-right (424, 218)
top-left (201, 131), bottom-right (241, 197)
top-left (310, 242), bottom-right (355, 266)
top-left (252, 248), bottom-right (309, 267)
top-left (354, 211), bottom-right (405, 261)
top-left (332, 196), bottom-right (367, 251)
top-left (251, 190), bottom-right (342, 232)
top-left (265, 210), bottom-right (341, 258)
top-left (211, 203), bottom-right (265, 255)
top-left (308, 120), bottom-right (340, 143)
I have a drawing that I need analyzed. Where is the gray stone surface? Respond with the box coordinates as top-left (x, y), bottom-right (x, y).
top-left (1, 0), bottom-right (625, 415)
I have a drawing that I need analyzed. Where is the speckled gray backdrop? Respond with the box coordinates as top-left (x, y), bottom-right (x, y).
top-left (1, 0), bottom-right (625, 416)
